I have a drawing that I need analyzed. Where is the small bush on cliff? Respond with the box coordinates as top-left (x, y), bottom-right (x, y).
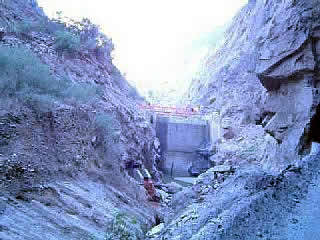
top-left (105, 213), bottom-right (144, 240)
top-left (14, 18), bottom-right (66, 36)
top-left (53, 30), bottom-right (81, 53)
top-left (15, 19), bottom-right (46, 35)
top-left (94, 113), bottom-right (125, 169)
top-left (0, 46), bottom-right (68, 97)
top-left (95, 113), bottom-right (121, 144)
top-left (0, 46), bottom-right (102, 111)
top-left (11, 12), bottom-right (113, 59)
top-left (52, 16), bottom-right (113, 57)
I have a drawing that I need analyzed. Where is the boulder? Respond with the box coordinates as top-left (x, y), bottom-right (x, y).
top-left (162, 182), bottom-right (183, 194)
top-left (195, 168), bottom-right (216, 185)
top-left (211, 165), bottom-right (235, 173)
top-left (146, 223), bottom-right (164, 238)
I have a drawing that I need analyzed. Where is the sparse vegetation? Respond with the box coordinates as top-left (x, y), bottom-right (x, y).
top-left (95, 113), bottom-right (121, 144)
top-left (14, 18), bottom-right (65, 35)
top-left (0, 46), bottom-right (68, 110)
top-left (53, 30), bottom-right (81, 53)
top-left (94, 113), bottom-right (125, 169)
top-left (0, 45), bottom-right (102, 112)
top-left (52, 17), bottom-right (113, 57)
top-left (8, 11), bottom-right (114, 58)
top-left (69, 18), bottom-right (114, 52)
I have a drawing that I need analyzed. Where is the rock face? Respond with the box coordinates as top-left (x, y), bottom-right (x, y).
top-left (0, 1), bottom-right (161, 239)
top-left (186, 0), bottom-right (320, 171)
top-left (151, 0), bottom-right (320, 239)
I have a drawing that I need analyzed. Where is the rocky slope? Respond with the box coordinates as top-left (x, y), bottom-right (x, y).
top-left (151, 0), bottom-right (320, 239)
top-left (0, 1), bottom-right (162, 239)
top-left (150, 150), bottom-right (320, 240)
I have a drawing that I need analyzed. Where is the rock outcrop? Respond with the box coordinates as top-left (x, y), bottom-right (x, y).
top-left (152, 0), bottom-right (320, 239)
top-left (186, 0), bottom-right (320, 171)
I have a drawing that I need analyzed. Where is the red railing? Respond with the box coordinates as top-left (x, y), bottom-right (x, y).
top-left (139, 104), bottom-right (201, 117)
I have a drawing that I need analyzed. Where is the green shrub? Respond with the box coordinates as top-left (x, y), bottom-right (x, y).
top-left (95, 113), bottom-right (121, 143)
top-left (14, 21), bottom-right (34, 34)
top-left (9, 13), bottom-right (113, 58)
top-left (64, 82), bottom-right (103, 102)
top-left (0, 46), bottom-right (102, 111)
top-left (0, 46), bottom-right (69, 97)
top-left (15, 20), bottom-right (46, 34)
top-left (53, 30), bottom-right (81, 53)
top-left (56, 17), bottom-right (114, 57)
top-left (105, 213), bottom-right (144, 240)
top-left (12, 17), bottom-right (65, 36)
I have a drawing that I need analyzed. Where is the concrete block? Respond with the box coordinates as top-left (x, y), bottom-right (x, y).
top-left (167, 122), bottom-right (208, 152)
top-left (156, 116), bottom-right (211, 177)
top-left (162, 152), bottom-right (197, 177)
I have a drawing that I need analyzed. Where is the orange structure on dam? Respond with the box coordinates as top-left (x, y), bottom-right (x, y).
top-left (139, 104), bottom-right (201, 117)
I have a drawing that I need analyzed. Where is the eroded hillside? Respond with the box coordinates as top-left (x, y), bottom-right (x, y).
top-left (0, 1), bottom-right (162, 239)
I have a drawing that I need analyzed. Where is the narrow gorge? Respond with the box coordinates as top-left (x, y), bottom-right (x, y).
top-left (0, 0), bottom-right (320, 240)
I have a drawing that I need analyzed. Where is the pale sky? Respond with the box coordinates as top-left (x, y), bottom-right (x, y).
top-left (37, 0), bottom-right (247, 95)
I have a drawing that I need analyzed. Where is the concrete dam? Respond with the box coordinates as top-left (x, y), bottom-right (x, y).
top-left (155, 115), bottom-right (212, 177)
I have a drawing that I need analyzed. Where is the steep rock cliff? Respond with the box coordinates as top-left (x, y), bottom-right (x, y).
top-left (150, 1), bottom-right (320, 239)
top-left (187, 0), bottom-right (319, 171)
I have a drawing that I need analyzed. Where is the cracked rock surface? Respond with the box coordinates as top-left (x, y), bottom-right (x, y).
top-left (186, 0), bottom-right (320, 172)
top-left (159, 0), bottom-right (320, 239)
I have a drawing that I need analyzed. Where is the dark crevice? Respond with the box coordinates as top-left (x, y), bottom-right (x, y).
top-left (298, 104), bottom-right (320, 156)
top-left (259, 69), bottom-right (314, 91)
top-left (311, 37), bottom-right (320, 87)
top-left (265, 130), bottom-right (282, 144)
top-left (309, 104), bottom-right (320, 143)
top-left (296, 37), bottom-right (319, 156)
top-left (256, 111), bottom-right (276, 127)
top-left (297, 124), bottom-right (311, 156)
